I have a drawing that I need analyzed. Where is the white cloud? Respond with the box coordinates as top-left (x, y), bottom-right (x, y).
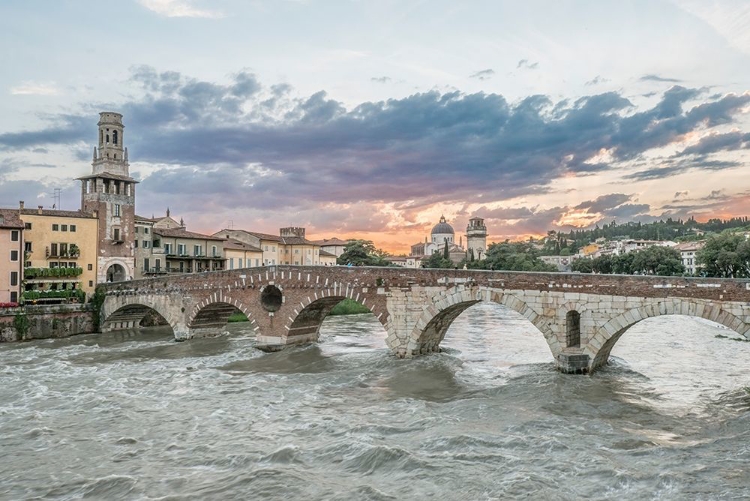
top-left (138, 0), bottom-right (224, 19)
top-left (670, 0), bottom-right (750, 55)
top-left (10, 83), bottom-right (60, 96)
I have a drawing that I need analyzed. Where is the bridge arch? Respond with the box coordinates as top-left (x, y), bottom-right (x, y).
top-left (406, 288), bottom-right (556, 358)
top-left (188, 294), bottom-right (256, 336)
top-left (284, 285), bottom-right (389, 345)
top-left (101, 295), bottom-right (177, 334)
top-left (589, 300), bottom-right (750, 370)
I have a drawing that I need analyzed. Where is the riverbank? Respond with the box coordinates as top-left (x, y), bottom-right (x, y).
top-left (0, 304), bottom-right (94, 342)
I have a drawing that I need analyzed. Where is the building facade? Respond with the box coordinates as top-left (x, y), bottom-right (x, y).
top-left (19, 205), bottom-right (99, 297)
top-left (466, 217), bottom-right (488, 261)
top-left (0, 209), bottom-right (24, 304)
top-left (675, 241), bottom-right (705, 275)
top-left (223, 238), bottom-right (263, 270)
top-left (213, 227), bottom-right (326, 266)
top-left (312, 237), bottom-right (348, 258)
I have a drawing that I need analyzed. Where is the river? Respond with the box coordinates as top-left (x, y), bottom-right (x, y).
top-left (1, 303), bottom-right (749, 500)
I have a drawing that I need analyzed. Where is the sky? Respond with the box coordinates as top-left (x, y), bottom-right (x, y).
top-left (1, 0), bottom-right (749, 254)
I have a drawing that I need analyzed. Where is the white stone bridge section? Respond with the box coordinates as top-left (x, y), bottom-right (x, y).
top-left (98, 266), bottom-right (750, 374)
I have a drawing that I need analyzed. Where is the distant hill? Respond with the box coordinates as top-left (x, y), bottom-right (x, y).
top-left (539, 216), bottom-right (750, 256)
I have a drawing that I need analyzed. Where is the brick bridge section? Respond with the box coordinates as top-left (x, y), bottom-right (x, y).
top-left (98, 266), bottom-right (750, 374)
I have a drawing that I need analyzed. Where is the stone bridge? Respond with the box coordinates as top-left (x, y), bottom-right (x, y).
top-left (98, 266), bottom-right (750, 374)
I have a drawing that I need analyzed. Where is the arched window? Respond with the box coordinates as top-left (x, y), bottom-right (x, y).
top-left (566, 310), bottom-right (581, 347)
top-left (100, 130), bottom-right (103, 144)
top-left (113, 130), bottom-right (118, 145)
top-left (106, 134), bottom-right (110, 144)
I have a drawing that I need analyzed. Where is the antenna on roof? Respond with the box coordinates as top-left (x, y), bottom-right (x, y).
top-left (50, 188), bottom-right (61, 210)
top-left (228, 220), bottom-right (234, 229)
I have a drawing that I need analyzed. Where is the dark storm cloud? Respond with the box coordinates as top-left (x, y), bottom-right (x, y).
top-left (640, 74), bottom-right (682, 83)
top-left (3, 67), bottom-right (749, 226)
top-left (469, 69), bottom-right (495, 80)
top-left (679, 131), bottom-right (750, 156)
top-left (574, 193), bottom-right (632, 213)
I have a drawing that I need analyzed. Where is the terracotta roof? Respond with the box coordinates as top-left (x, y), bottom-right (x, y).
top-left (134, 215), bottom-right (155, 223)
top-left (154, 227), bottom-right (226, 241)
top-left (242, 230), bottom-right (282, 242)
top-left (675, 241), bottom-right (705, 251)
top-left (77, 172), bottom-right (139, 183)
top-left (312, 237), bottom-right (349, 246)
top-left (319, 250), bottom-right (336, 257)
top-left (280, 236), bottom-right (314, 245)
top-left (20, 208), bottom-right (97, 219)
top-left (223, 239), bottom-right (262, 252)
top-left (0, 209), bottom-right (25, 229)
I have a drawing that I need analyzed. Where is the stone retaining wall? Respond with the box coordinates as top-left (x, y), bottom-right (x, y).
top-left (0, 304), bottom-right (94, 342)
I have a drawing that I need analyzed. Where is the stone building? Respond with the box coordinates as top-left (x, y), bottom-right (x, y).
top-left (312, 237), bottom-right (348, 258)
top-left (675, 241), bottom-right (705, 275)
top-left (78, 112), bottom-right (137, 283)
top-left (223, 238), bottom-right (263, 270)
top-left (466, 217), bottom-right (488, 260)
top-left (0, 209), bottom-right (25, 304)
top-left (409, 216), bottom-right (472, 266)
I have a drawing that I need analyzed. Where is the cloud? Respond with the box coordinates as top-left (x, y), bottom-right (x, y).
top-left (517, 59), bottom-right (539, 70)
top-left (678, 131), bottom-right (750, 156)
top-left (585, 76), bottom-right (610, 86)
top-left (469, 69), bottom-right (495, 80)
top-left (138, 0), bottom-right (223, 19)
top-left (371, 76), bottom-right (392, 84)
top-left (3, 66), bottom-right (749, 239)
top-left (674, 190), bottom-right (689, 199)
top-left (640, 74), bottom-right (682, 83)
top-left (10, 83), bottom-right (60, 96)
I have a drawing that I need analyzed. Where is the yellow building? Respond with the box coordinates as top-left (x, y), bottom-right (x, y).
top-left (20, 204), bottom-right (99, 299)
top-left (223, 238), bottom-right (263, 269)
top-left (213, 227), bottom-right (326, 266)
top-left (319, 250), bottom-right (337, 265)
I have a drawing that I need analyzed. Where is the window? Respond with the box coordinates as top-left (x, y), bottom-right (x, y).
top-left (135, 240), bottom-right (139, 248)
top-left (10, 250), bottom-right (19, 261)
top-left (24, 222), bottom-right (31, 230)
top-left (59, 243), bottom-right (68, 257)
top-left (68, 262), bottom-right (76, 268)
top-left (113, 228), bottom-right (120, 241)
top-left (143, 241), bottom-right (150, 249)
top-left (153, 239), bottom-right (160, 248)
top-left (50, 243), bottom-right (58, 256)
top-left (178, 244), bottom-right (186, 255)
top-left (114, 204), bottom-right (121, 217)
top-left (70, 225), bottom-right (76, 232)
top-left (155, 259), bottom-right (161, 271)
top-left (50, 262), bottom-right (59, 268)
top-left (145, 228), bottom-right (149, 234)
top-left (11, 230), bottom-right (19, 242)
top-left (10, 272), bottom-right (18, 286)
top-left (144, 258), bottom-right (150, 272)
top-left (25, 261), bottom-right (31, 267)
top-left (164, 243), bottom-right (172, 254)
top-left (113, 130), bottom-right (118, 145)
top-left (52, 224), bottom-right (59, 231)
top-left (88, 264), bottom-right (93, 271)
top-left (135, 227), bottom-right (139, 234)
top-left (61, 225), bottom-right (68, 232)
top-left (24, 242), bottom-right (32, 252)
top-left (264, 245), bottom-right (268, 251)
top-left (10, 291), bottom-right (17, 303)
top-left (295, 249), bottom-right (300, 254)
top-left (212, 245), bottom-right (217, 257)
top-left (229, 258), bottom-right (234, 270)
top-left (89, 281), bottom-right (93, 287)
top-left (194, 245), bottom-right (202, 256)
top-left (271, 246), bottom-right (276, 252)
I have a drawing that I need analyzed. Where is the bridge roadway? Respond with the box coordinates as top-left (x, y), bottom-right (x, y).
top-left (99, 266), bottom-right (750, 374)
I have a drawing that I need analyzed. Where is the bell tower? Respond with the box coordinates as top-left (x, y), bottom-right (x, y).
top-left (79, 112), bottom-right (137, 283)
top-left (466, 217), bottom-right (487, 260)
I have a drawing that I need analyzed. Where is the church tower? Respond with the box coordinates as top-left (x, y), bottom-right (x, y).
top-left (466, 217), bottom-right (487, 260)
top-left (79, 112), bottom-right (137, 282)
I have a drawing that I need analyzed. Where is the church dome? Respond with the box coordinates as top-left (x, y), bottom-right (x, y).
top-left (431, 216), bottom-right (455, 235)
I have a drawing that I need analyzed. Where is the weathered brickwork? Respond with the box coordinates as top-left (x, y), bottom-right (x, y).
top-left (100, 266), bottom-right (750, 374)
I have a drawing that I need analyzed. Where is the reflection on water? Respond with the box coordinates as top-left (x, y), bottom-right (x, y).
top-left (1, 303), bottom-right (749, 499)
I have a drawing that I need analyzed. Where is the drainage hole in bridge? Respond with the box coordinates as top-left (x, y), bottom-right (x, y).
top-left (261, 285), bottom-right (283, 312)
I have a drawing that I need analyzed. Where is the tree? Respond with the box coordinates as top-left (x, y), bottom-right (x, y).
top-left (423, 251), bottom-right (453, 269)
top-left (630, 246), bottom-right (684, 276)
top-left (698, 233), bottom-right (750, 277)
top-left (443, 238), bottom-right (449, 260)
top-left (337, 240), bottom-right (391, 267)
top-left (477, 241), bottom-right (557, 272)
top-left (571, 258), bottom-right (594, 273)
